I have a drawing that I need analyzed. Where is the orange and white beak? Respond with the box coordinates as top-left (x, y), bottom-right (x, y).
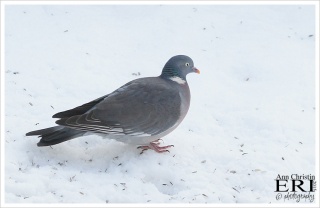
top-left (193, 67), bottom-right (200, 74)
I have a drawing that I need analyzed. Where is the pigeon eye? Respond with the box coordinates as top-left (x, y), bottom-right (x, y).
top-left (185, 63), bottom-right (190, 67)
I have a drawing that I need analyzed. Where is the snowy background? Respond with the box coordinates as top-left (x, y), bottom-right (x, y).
top-left (3, 4), bottom-right (317, 204)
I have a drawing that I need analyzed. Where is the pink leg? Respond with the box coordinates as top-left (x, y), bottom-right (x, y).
top-left (137, 139), bottom-right (174, 154)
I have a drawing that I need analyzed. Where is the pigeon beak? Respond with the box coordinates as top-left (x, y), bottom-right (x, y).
top-left (193, 67), bottom-right (200, 74)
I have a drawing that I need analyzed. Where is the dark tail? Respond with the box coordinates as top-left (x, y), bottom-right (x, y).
top-left (26, 126), bottom-right (85, 147)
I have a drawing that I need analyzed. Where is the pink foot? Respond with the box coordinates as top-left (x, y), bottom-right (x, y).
top-left (137, 139), bottom-right (174, 154)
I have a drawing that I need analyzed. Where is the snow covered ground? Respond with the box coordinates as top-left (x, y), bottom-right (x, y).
top-left (2, 2), bottom-right (318, 205)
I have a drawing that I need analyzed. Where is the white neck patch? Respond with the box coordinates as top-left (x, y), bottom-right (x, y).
top-left (170, 76), bottom-right (186, 84)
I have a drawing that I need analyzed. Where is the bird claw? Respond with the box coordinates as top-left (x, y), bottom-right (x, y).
top-left (139, 148), bottom-right (148, 155)
top-left (137, 140), bottom-right (174, 154)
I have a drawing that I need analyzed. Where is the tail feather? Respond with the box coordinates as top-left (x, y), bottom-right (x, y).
top-left (26, 126), bottom-right (64, 136)
top-left (26, 126), bottom-right (85, 147)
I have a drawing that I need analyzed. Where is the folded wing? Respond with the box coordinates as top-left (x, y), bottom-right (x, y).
top-left (55, 78), bottom-right (181, 137)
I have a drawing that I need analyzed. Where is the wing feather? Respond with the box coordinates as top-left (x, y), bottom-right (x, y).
top-left (56, 78), bottom-right (181, 137)
top-left (52, 95), bottom-right (108, 118)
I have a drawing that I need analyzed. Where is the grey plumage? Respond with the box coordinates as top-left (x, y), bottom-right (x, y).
top-left (26, 126), bottom-right (85, 146)
top-left (26, 55), bottom-right (199, 150)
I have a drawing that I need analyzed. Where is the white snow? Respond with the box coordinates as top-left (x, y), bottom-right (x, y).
top-left (2, 2), bottom-right (318, 205)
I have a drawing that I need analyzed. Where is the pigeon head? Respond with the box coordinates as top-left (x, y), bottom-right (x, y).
top-left (160, 55), bottom-right (200, 83)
